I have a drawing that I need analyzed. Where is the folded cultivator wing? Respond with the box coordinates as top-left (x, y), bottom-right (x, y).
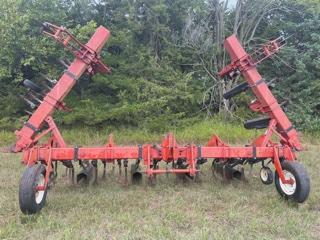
top-left (9, 23), bottom-right (310, 214)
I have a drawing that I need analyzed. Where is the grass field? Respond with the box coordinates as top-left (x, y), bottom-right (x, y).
top-left (0, 122), bottom-right (320, 239)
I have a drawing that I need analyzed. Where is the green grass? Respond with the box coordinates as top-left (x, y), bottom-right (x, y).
top-left (0, 121), bottom-right (320, 239)
top-left (1, 118), bottom-right (318, 146)
top-left (0, 119), bottom-right (261, 147)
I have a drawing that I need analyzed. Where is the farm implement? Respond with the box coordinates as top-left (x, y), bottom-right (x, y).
top-left (8, 23), bottom-right (309, 214)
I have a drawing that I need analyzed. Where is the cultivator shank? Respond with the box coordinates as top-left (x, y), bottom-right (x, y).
top-left (9, 24), bottom-right (310, 215)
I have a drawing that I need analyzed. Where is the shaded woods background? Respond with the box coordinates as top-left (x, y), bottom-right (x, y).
top-left (0, 0), bottom-right (319, 132)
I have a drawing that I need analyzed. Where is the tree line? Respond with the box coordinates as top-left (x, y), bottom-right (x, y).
top-left (0, 0), bottom-right (319, 132)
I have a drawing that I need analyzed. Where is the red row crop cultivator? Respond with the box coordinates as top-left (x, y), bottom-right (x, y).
top-left (7, 23), bottom-right (310, 214)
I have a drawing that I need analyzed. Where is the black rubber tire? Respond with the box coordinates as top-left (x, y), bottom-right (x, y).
top-left (260, 167), bottom-right (273, 185)
top-left (274, 160), bottom-right (310, 203)
top-left (19, 164), bottom-right (47, 214)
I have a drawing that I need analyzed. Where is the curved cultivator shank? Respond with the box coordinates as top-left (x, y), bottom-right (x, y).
top-left (8, 23), bottom-right (310, 214)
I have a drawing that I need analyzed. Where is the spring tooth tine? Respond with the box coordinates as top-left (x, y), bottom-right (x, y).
top-left (71, 167), bottom-right (75, 185)
top-left (131, 160), bottom-right (143, 185)
top-left (249, 164), bottom-right (253, 177)
top-left (117, 160), bottom-right (122, 184)
top-left (117, 159), bottom-right (122, 176)
top-left (112, 160), bottom-right (115, 175)
top-left (92, 160), bottom-right (98, 185)
top-left (53, 161), bottom-right (58, 179)
top-left (124, 160), bottom-right (128, 187)
top-left (102, 161), bottom-right (107, 179)
top-left (240, 167), bottom-right (245, 181)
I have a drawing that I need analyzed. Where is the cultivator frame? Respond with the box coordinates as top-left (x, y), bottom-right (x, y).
top-left (9, 23), bottom-right (310, 214)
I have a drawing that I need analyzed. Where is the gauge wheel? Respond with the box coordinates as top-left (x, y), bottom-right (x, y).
top-left (260, 166), bottom-right (273, 185)
top-left (19, 164), bottom-right (48, 214)
top-left (274, 160), bottom-right (310, 203)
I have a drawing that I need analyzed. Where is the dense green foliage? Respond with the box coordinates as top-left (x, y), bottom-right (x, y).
top-left (0, 0), bottom-right (319, 133)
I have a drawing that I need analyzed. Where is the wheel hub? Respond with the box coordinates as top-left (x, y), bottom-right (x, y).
top-left (279, 170), bottom-right (296, 195)
top-left (260, 168), bottom-right (269, 182)
top-left (35, 174), bottom-right (45, 204)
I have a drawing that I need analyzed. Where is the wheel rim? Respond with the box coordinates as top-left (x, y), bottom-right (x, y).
top-left (35, 174), bottom-right (45, 204)
top-left (279, 170), bottom-right (296, 195)
top-left (260, 168), bottom-right (269, 182)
